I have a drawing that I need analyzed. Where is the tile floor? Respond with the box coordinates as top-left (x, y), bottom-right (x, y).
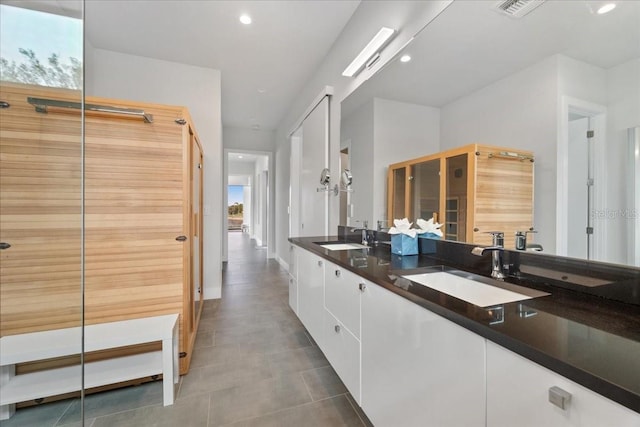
top-left (1, 232), bottom-right (372, 427)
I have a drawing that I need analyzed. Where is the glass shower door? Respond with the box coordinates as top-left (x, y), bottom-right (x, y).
top-left (0, 1), bottom-right (84, 424)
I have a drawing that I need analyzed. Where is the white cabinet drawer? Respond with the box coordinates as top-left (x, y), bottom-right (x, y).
top-left (486, 341), bottom-right (639, 427)
top-left (323, 309), bottom-right (361, 403)
top-left (296, 249), bottom-right (325, 351)
top-left (288, 244), bottom-right (298, 281)
top-left (361, 281), bottom-right (485, 427)
top-left (288, 276), bottom-right (298, 315)
top-left (324, 262), bottom-right (363, 338)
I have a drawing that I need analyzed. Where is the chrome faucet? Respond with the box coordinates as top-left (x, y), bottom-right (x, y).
top-left (376, 220), bottom-right (391, 232)
top-left (351, 220), bottom-right (370, 246)
top-left (471, 231), bottom-right (506, 280)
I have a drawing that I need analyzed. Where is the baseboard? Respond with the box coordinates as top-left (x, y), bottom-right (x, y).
top-left (276, 256), bottom-right (289, 272)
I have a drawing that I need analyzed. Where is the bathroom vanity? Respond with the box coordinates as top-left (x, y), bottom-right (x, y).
top-left (288, 236), bottom-right (640, 427)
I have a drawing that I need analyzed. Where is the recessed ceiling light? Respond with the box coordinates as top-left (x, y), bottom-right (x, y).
top-left (257, 88), bottom-right (266, 94)
top-left (400, 54), bottom-right (411, 63)
top-left (239, 14), bottom-right (252, 25)
top-left (597, 3), bottom-right (616, 14)
top-left (238, 155), bottom-right (244, 159)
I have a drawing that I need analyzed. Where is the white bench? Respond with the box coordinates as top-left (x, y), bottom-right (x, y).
top-left (0, 314), bottom-right (179, 420)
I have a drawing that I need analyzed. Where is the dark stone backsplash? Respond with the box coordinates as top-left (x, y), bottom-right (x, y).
top-left (338, 225), bottom-right (640, 307)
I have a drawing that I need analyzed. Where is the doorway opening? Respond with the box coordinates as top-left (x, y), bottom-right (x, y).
top-left (224, 150), bottom-right (272, 261)
top-left (557, 97), bottom-right (607, 260)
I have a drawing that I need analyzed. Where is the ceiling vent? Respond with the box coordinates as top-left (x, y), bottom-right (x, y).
top-left (494, 0), bottom-right (546, 18)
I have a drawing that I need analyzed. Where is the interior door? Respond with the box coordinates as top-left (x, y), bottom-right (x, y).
top-left (298, 96), bottom-right (329, 237)
top-left (191, 133), bottom-right (203, 322)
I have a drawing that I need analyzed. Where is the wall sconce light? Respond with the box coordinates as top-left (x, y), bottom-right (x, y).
top-left (342, 27), bottom-right (395, 77)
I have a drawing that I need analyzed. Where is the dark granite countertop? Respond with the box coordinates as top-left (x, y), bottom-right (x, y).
top-left (289, 236), bottom-right (640, 414)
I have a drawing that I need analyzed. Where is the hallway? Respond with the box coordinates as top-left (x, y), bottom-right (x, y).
top-left (1, 232), bottom-right (370, 426)
top-left (180, 231), bottom-right (371, 425)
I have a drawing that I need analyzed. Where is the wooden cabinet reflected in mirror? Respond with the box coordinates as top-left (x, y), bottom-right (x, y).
top-left (388, 144), bottom-right (534, 249)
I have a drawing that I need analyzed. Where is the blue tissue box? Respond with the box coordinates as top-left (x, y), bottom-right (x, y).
top-left (418, 233), bottom-right (440, 254)
top-left (391, 234), bottom-right (418, 256)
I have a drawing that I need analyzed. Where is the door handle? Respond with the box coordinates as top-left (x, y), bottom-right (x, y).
top-left (0, 242), bottom-right (11, 250)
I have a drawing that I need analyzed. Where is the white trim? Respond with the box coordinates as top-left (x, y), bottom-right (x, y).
top-left (629, 127), bottom-right (640, 267)
top-left (288, 85), bottom-right (334, 137)
top-left (557, 96), bottom-right (607, 259)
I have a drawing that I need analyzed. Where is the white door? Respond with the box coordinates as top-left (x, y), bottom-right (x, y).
top-left (567, 116), bottom-right (590, 259)
top-left (290, 96), bottom-right (329, 237)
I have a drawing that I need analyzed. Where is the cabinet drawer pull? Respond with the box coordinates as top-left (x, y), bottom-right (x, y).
top-left (176, 235), bottom-right (187, 241)
top-left (335, 270), bottom-right (341, 277)
top-left (548, 386), bottom-right (571, 410)
top-left (334, 325), bottom-right (341, 333)
top-left (359, 282), bottom-right (366, 291)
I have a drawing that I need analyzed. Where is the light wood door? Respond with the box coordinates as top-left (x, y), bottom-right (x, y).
top-left (0, 83), bottom-right (83, 336)
top-left (185, 125), bottom-right (203, 369)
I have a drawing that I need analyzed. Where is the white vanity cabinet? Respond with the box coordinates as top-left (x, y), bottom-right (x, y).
top-left (486, 341), bottom-right (640, 427)
top-left (288, 244), bottom-right (298, 314)
top-left (361, 280), bottom-right (486, 427)
top-left (323, 261), bottom-right (366, 403)
top-left (324, 262), bottom-right (362, 338)
top-left (296, 248), bottom-right (325, 350)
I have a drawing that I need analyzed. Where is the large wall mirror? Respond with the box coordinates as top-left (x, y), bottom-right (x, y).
top-left (341, 0), bottom-right (639, 267)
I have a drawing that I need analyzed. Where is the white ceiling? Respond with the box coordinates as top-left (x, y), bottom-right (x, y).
top-left (343, 0), bottom-right (640, 115)
top-left (84, 0), bottom-right (360, 130)
top-left (228, 152), bottom-right (261, 164)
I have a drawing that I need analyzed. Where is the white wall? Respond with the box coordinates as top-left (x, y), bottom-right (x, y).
top-left (85, 47), bottom-right (223, 299)
top-left (440, 55), bottom-right (558, 253)
top-left (253, 156), bottom-right (269, 246)
top-left (243, 184), bottom-right (252, 233)
top-left (340, 99), bottom-right (374, 225)
top-left (340, 98), bottom-right (440, 226)
top-left (604, 58), bottom-right (640, 264)
top-left (228, 161), bottom-right (255, 176)
top-left (224, 126), bottom-right (276, 151)
top-left (373, 98), bottom-right (440, 223)
top-left (273, 1), bottom-right (454, 266)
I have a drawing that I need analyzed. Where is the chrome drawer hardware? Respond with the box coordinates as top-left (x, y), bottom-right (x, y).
top-left (548, 386), bottom-right (571, 410)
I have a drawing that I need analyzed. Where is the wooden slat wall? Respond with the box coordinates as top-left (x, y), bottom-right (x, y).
top-left (0, 83), bottom-right (83, 335)
top-left (1, 83), bottom-right (202, 375)
top-left (473, 145), bottom-right (534, 248)
top-left (84, 100), bottom-right (185, 328)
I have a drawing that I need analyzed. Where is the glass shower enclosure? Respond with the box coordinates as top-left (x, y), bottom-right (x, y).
top-left (0, 1), bottom-right (85, 424)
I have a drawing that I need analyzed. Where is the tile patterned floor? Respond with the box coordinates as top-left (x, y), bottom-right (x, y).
top-left (1, 232), bottom-right (372, 427)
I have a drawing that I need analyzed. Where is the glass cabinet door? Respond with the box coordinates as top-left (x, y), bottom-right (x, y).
top-left (389, 166), bottom-right (408, 220)
top-left (410, 159), bottom-right (440, 222)
top-left (444, 154), bottom-right (468, 242)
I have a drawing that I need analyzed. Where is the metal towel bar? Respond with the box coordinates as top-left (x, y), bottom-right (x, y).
top-left (27, 97), bottom-right (154, 123)
top-left (487, 151), bottom-right (534, 162)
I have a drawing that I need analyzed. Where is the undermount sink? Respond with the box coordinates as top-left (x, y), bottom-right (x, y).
top-left (318, 243), bottom-right (368, 251)
top-left (402, 270), bottom-right (548, 307)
